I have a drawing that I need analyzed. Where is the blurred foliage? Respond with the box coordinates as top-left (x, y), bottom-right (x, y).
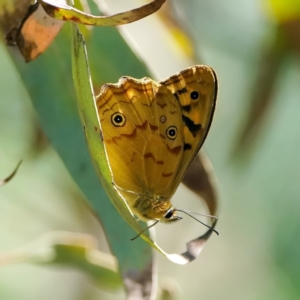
top-left (234, 0), bottom-right (300, 157)
top-left (1, 0), bottom-right (300, 300)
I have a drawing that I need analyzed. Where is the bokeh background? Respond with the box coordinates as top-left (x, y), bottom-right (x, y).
top-left (1, 0), bottom-right (300, 299)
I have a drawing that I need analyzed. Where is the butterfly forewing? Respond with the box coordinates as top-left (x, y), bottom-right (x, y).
top-left (97, 77), bottom-right (155, 196)
top-left (96, 77), bottom-right (185, 204)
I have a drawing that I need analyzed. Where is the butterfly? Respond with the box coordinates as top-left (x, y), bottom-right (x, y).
top-left (96, 65), bottom-right (218, 226)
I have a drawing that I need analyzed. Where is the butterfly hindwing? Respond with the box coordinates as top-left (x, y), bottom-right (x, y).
top-left (160, 65), bottom-right (218, 192)
top-left (142, 84), bottom-right (184, 196)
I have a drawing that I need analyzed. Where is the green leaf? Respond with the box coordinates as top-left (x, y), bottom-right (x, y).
top-left (71, 23), bottom-right (218, 265)
top-left (4, 19), bottom-right (155, 298)
top-left (0, 232), bottom-right (122, 290)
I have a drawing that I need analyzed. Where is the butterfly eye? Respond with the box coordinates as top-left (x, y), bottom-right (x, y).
top-left (164, 210), bottom-right (174, 219)
top-left (111, 112), bottom-right (126, 127)
top-left (190, 91), bottom-right (199, 100)
top-left (166, 126), bottom-right (177, 140)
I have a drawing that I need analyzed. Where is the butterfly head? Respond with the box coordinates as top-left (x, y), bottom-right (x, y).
top-left (160, 207), bottom-right (182, 223)
top-left (133, 193), bottom-right (182, 223)
top-left (130, 206), bottom-right (182, 241)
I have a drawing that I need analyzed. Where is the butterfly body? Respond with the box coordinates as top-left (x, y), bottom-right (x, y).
top-left (96, 65), bottom-right (217, 223)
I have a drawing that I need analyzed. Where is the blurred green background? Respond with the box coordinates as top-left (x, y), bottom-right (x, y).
top-left (1, 0), bottom-right (300, 299)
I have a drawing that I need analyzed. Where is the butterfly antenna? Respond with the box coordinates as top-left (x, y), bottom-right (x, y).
top-left (130, 220), bottom-right (159, 241)
top-left (178, 210), bottom-right (218, 220)
top-left (175, 209), bottom-right (219, 235)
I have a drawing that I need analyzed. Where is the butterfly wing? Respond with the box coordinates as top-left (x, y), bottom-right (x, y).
top-left (160, 65), bottom-right (218, 192)
top-left (141, 83), bottom-right (185, 197)
top-left (96, 76), bottom-right (185, 206)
